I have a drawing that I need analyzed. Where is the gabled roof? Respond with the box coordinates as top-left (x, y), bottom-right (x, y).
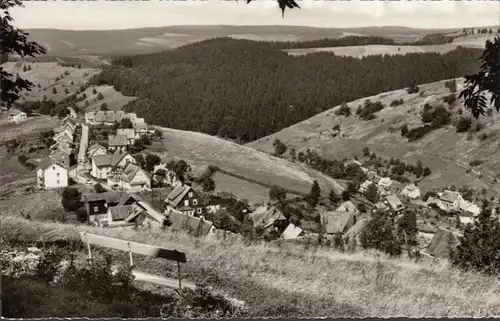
top-left (426, 228), bottom-right (461, 259)
top-left (403, 184), bottom-right (419, 192)
top-left (345, 217), bottom-right (371, 238)
top-left (249, 205), bottom-right (287, 229)
top-left (390, 181), bottom-right (405, 190)
top-left (281, 223), bottom-right (303, 239)
top-left (385, 194), bottom-right (404, 210)
top-left (439, 190), bottom-right (461, 203)
top-left (37, 158), bottom-right (59, 171)
top-left (135, 199), bottom-right (165, 223)
top-left (321, 210), bottom-right (356, 234)
top-left (360, 180), bottom-right (372, 189)
top-left (120, 163), bottom-right (149, 184)
top-left (108, 133), bottom-right (128, 146)
top-left (91, 150), bottom-right (130, 167)
top-left (378, 177), bottom-right (392, 187)
top-left (81, 191), bottom-right (136, 204)
top-left (109, 205), bottom-right (136, 221)
top-left (336, 201), bottom-right (358, 212)
top-left (50, 150), bottom-right (71, 167)
top-left (166, 210), bottom-right (214, 237)
top-left (134, 122), bottom-right (148, 131)
top-left (95, 113), bottom-right (106, 122)
top-left (165, 184), bottom-right (193, 208)
top-left (117, 128), bottom-right (135, 140)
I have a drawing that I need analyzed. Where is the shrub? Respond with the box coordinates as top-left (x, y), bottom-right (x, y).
top-left (443, 93), bottom-right (456, 106)
top-left (390, 98), bottom-right (404, 107)
top-left (455, 117), bottom-right (472, 133)
top-left (94, 183), bottom-right (106, 193)
top-left (423, 167), bottom-right (431, 176)
top-left (336, 102), bottom-right (351, 117)
top-left (92, 88), bottom-right (97, 95)
top-left (400, 124), bottom-right (409, 137)
top-left (272, 139), bottom-right (287, 156)
top-left (100, 103), bottom-right (108, 111)
top-left (406, 83), bottom-right (420, 94)
top-left (469, 160), bottom-right (483, 167)
top-left (357, 100), bottom-right (384, 120)
top-left (444, 79), bottom-right (457, 92)
top-left (97, 92), bottom-right (104, 100)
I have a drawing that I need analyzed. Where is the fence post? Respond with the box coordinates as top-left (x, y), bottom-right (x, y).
top-left (127, 242), bottom-right (133, 267)
top-left (84, 232), bottom-right (92, 263)
top-left (177, 260), bottom-right (182, 290)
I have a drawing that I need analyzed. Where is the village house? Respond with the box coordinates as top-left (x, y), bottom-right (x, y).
top-left (90, 150), bottom-right (136, 180)
top-left (133, 122), bottom-right (148, 138)
top-left (50, 149), bottom-right (72, 168)
top-left (7, 110), bottom-right (27, 123)
top-left (344, 217), bottom-right (371, 245)
top-left (424, 228), bottom-right (461, 259)
top-left (281, 223), bottom-right (304, 240)
top-left (336, 200), bottom-right (360, 214)
top-left (81, 192), bottom-right (141, 224)
top-left (117, 128), bottom-right (136, 145)
top-left (320, 210), bottom-right (357, 236)
top-left (36, 159), bottom-right (68, 190)
top-left (389, 181), bottom-right (405, 195)
top-left (112, 162), bottom-right (151, 192)
top-left (87, 143), bottom-right (108, 158)
top-left (249, 205), bottom-right (288, 234)
top-left (377, 177), bottom-right (392, 195)
top-left (166, 209), bottom-right (216, 237)
top-left (436, 190), bottom-right (463, 212)
top-left (359, 180), bottom-right (372, 194)
top-left (107, 133), bottom-right (128, 152)
top-left (85, 111), bottom-right (126, 125)
top-left (164, 184), bottom-right (207, 216)
top-left (383, 194), bottom-right (405, 215)
top-left (401, 184), bottom-right (421, 199)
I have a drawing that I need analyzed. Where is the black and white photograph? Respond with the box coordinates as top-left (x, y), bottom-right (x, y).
top-left (1, 0), bottom-right (500, 318)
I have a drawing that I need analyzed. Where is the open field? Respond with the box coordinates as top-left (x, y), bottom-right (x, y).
top-left (2, 214), bottom-right (500, 317)
top-left (152, 127), bottom-right (345, 199)
top-left (285, 33), bottom-right (496, 57)
top-left (23, 26), bottom-right (459, 56)
top-left (1, 62), bottom-right (100, 103)
top-left (0, 114), bottom-right (59, 142)
top-left (76, 85), bottom-right (137, 112)
top-left (246, 78), bottom-right (500, 197)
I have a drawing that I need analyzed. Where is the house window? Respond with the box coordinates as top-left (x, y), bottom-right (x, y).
top-left (188, 192), bottom-right (193, 197)
top-left (94, 206), bottom-right (99, 212)
top-left (193, 199), bottom-right (198, 206)
top-left (53, 166), bottom-right (55, 170)
top-left (184, 200), bottom-right (189, 206)
top-left (57, 173), bottom-right (60, 176)
top-left (197, 208), bottom-right (202, 214)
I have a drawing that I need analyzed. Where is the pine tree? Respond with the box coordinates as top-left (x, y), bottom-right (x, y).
top-left (306, 180), bottom-right (321, 207)
top-left (452, 207), bottom-right (500, 275)
top-left (329, 189), bottom-right (340, 204)
top-left (365, 183), bottom-right (379, 203)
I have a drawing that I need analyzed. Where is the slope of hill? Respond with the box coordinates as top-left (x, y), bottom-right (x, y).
top-left (246, 79), bottom-right (500, 196)
top-left (3, 214), bottom-right (500, 317)
top-left (25, 25), bottom-right (450, 56)
top-left (96, 37), bottom-right (481, 142)
top-left (151, 127), bottom-right (344, 202)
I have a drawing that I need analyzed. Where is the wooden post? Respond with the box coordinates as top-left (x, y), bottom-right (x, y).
top-left (128, 242), bottom-right (133, 267)
top-left (177, 260), bottom-right (182, 290)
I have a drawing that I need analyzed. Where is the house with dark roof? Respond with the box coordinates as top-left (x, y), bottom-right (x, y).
top-left (90, 150), bottom-right (136, 179)
top-left (133, 122), bottom-right (148, 138)
top-left (206, 196), bottom-right (241, 214)
top-left (116, 163), bottom-right (151, 192)
top-left (166, 210), bottom-right (215, 237)
top-left (424, 228), bottom-right (461, 259)
top-left (108, 133), bottom-right (128, 152)
top-left (36, 158), bottom-right (68, 190)
top-left (85, 111), bottom-right (126, 125)
top-left (344, 217), bottom-right (371, 243)
top-left (320, 210), bottom-right (357, 236)
top-left (249, 205), bottom-right (288, 233)
top-left (81, 192), bottom-right (140, 223)
top-left (164, 184), bottom-right (207, 216)
top-left (50, 149), bottom-right (71, 168)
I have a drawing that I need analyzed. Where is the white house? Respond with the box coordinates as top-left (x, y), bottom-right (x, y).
top-left (117, 128), bottom-right (136, 145)
top-left (87, 143), bottom-right (107, 158)
top-left (7, 110), bottom-right (27, 123)
top-left (359, 180), bottom-right (373, 194)
top-left (401, 184), bottom-right (421, 199)
top-left (437, 190), bottom-right (463, 212)
top-left (90, 150), bottom-right (136, 179)
top-left (37, 159), bottom-right (68, 189)
top-left (116, 163), bottom-right (151, 192)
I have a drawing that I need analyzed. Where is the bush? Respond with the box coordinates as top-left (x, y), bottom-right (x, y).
top-left (336, 102), bottom-right (351, 117)
top-left (100, 103), bottom-right (108, 111)
top-left (444, 79), bottom-right (457, 92)
top-left (94, 183), bottom-right (106, 193)
top-left (443, 93), bottom-right (456, 106)
top-left (400, 124), bottom-right (409, 137)
top-left (357, 100), bottom-right (384, 121)
top-left (97, 92), bottom-right (104, 100)
top-left (406, 83), bottom-right (420, 94)
top-left (455, 117), bottom-right (472, 133)
top-left (423, 167), bottom-right (431, 176)
top-left (390, 98), bottom-right (404, 107)
top-left (469, 160), bottom-right (483, 167)
top-left (272, 139), bottom-right (287, 156)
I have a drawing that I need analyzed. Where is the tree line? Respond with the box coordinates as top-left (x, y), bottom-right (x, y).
top-left (92, 37), bottom-right (482, 142)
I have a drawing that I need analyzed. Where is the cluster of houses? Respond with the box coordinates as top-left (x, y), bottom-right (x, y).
top-left (36, 115), bottom-right (77, 190)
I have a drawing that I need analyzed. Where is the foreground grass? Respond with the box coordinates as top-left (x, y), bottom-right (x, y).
top-left (2, 215), bottom-right (500, 317)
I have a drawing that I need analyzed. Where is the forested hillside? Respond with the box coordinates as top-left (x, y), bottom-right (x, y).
top-left (93, 37), bottom-right (482, 142)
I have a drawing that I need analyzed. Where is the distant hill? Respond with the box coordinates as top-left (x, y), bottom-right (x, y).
top-left (93, 37), bottom-right (482, 142)
top-left (24, 25), bottom-right (459, 56)
top-left (246, 78), bottom-right (500, 197)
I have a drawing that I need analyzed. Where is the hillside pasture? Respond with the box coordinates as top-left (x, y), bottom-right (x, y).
top-left (76, 85), bottom-right (137, 112)
top-left (0, 114), bottom-right (59, 142)
top-left (2, 215), bottom-right (500, 317)
top-left (1, 62), bottom-right (100, 103)
top-left (153, 127), bottom-right (344, 199)
top-left (246, 78), bottom-right (500, 195)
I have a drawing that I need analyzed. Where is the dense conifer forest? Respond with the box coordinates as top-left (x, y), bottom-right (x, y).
top-left (92, 37), bottom-right (482, 142)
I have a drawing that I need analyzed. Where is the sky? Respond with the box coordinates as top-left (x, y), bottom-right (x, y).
top-left (10, 0), bottom-right (500, 30)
